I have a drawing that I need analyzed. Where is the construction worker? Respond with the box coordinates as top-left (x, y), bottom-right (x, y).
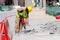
top-left (15, 6), bottom-right (32, 33)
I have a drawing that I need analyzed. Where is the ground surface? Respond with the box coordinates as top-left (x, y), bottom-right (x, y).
top-left (0, 7), bottom-right (60, 40)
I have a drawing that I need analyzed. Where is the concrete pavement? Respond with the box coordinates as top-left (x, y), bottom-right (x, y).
top-left (0, 7), bottom-right (60, 40)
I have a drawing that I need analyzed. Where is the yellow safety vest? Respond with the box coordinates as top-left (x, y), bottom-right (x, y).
top-left (16, 12), bottom-right (20, 18)
top-left (16, 10), bottom-right (27, 18)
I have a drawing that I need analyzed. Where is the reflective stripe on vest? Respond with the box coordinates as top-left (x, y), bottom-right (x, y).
top-left (16, 12), bottom-right (20, 18)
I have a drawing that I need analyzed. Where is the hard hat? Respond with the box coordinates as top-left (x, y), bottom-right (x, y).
top-left (27, 6), bottom-right (32, 12)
